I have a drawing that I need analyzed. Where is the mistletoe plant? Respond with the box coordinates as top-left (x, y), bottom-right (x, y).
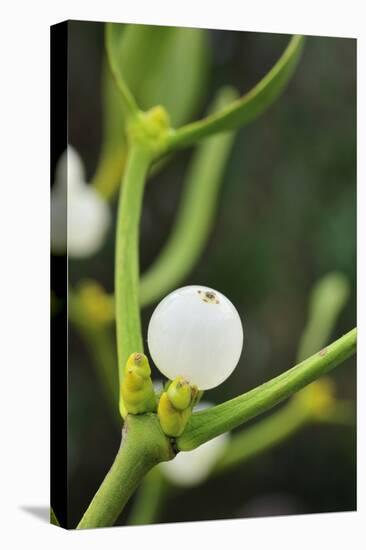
top-left (57, 26), bottom-right (356, 529)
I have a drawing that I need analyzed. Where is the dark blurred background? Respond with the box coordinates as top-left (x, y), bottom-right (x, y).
top-left (65, 21), bottom-right (356, 527)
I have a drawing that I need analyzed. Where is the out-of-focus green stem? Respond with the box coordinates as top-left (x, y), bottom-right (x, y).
top-left (214, 400), bottom-right (308, 473)
top-left (213, 397), bottom-right (354, 475)
top-left (68, 290), bottom-right (119, 420)
top-left (317, 400), bottom-right (355, 426)
top-left (297, 272), bottom-right (350, 362)
top-left (212, 272), bottom-right (353, 475)
top-left (139, 87), bottom-right (238, 307)
top-left (76, 325), bottom-right (118, 415)
top-left (105, 23), bottom-right (140, 121)
top-left (128, 467), bottom-right (168, 525)
top-left (93, 25), bottom-right (210, 200)
top-left (92, 145), bottom-right (127, 201)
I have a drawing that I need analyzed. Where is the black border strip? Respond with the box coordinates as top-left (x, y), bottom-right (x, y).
top-left (51, 20), bottom-right (68, 528)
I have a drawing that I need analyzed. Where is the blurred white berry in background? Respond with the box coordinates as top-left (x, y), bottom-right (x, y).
top-left (147, 285), bottom-right (244, 390)
top-left (51, 146), bottom-right (111, 258)
top-left (160, 402), bottom-right (229, 486)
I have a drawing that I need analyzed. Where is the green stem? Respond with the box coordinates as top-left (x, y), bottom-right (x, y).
top-left (296, 272), bottom-right (350, 362)
top-left (69, 294), bottom-right (119, 420)
top-left (128, 467), bottom-right (167, 525)
top-left (177, 328), bottom-right (357, 451)
top-left (105, 23), bottom-right (140, 121)
top-left (85, 326), bottom-right (119, 414)
top-left (317, 400), bottom-right (355, 426)
top-left (139, 87), bottom-right (238, 307)
top-left (115, 145), bottom-right (152, 413)
top-left (214, 400), bottom-right (309, 474)
top-left (77, 415), bottom-right (173, 529)
top-left (214, 397), bottom-right (354, 475)
top-left (213, 270), bottom-right (353, 475)
top-left (166, 35), bottom-right (304, 151)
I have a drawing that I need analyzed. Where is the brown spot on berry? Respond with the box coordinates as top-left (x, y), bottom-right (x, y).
top-left (198, 289), bottom-right (220, 304)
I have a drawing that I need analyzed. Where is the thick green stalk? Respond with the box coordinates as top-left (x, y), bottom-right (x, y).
top-left (77, 415), bottom-right (173, 529)
top-left (115, 145), bottom-right (152, 414)
top-left (177, 328), bottom-right (357, 451)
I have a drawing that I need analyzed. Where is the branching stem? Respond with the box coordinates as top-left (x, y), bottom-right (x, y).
top-left (77, 415), bottom-right (173, 529)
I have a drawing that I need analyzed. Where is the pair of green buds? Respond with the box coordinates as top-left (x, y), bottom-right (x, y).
top-left (121, 352), bottom-right (199, 437)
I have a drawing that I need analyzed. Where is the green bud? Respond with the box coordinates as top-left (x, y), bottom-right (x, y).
top-left (121, 352), bottom-right (157, 415)
top-left (167, 376), bottom-right (192, 410)
top-left (157, 376), bottom-right (196, 437)
top-left (128, 106), bottom-right (171, 154)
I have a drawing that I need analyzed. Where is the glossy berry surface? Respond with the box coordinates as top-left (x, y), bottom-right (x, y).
top-left (147, 285), bottom-right (243, 390)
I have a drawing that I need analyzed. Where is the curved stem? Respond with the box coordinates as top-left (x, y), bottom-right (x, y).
top-left (166, 35), bottom-right (304, 151)
top-left (296, 272), bottom-right (350, 362)
top-left (213, 271), bottom-right (353, 475)
top-left (177, 328), bottom-right (357, 451)
top-left (214, 400), bottom-right (309, 474)
top-left (115, 145), bottom-right (152, 414)
top-left (77, 415), bottom-right (173, 529)
top-left (139, 87), bottom-right (238, 307)
top-left (105, 23), bottom-right (140, 121)
top-left (213, 397), bottom-right (354, 475)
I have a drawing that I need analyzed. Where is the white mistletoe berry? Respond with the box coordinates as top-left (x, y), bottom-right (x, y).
top-left (51, 146), bottom-right (111, 258)
top-left (160, 402), bottom-right (229, 486)
top-left (147, 285), bottom-right (244, 390)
